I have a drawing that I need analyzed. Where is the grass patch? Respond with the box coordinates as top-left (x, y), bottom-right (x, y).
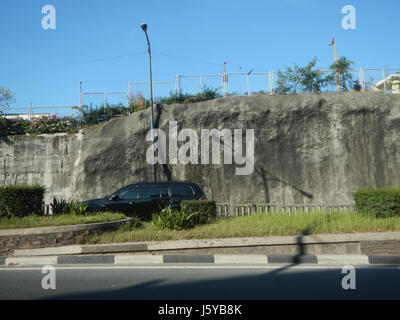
top-left (82, 211), bottom-right (400, 244)
top-left (0, 212), bottom-right (125, 229)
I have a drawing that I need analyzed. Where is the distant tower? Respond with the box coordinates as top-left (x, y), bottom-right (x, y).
top-left (222, 62), bottom-right (228, 97)
top-left (329, 37), bottom-right (341, 92)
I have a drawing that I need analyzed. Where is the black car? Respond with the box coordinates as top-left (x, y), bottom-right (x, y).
top-left (84, 181), bottom-right (206, 218)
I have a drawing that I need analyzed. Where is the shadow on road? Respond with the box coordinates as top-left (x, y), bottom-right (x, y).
top-left (45, 263), bottom-right (400, 300)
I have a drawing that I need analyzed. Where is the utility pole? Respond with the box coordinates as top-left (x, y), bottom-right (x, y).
top-left (330, 37), bottom-right (341, 92)
top-left (141, 23), bottom-right (156, 182)
top-left (247, 69), bottom-right (253, 96)
top-left (79, 81), bottom-right (83, 111)
top-left (222, 62), bottom-right (228, 97)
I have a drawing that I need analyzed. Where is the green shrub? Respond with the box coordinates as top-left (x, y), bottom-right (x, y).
top-left (157, 87), bottom-right (221, 105)
top-left (28, 115), bottom-right (80, 135)
top-left (50, 197), bottom-right (70, 215)
top-left (181, 200), bottom-right (217, 225)
top-left (152, 206), bottom-right (200, 230)
top-left (0, 185), bottom-right (45, 218)
top-left (50, 197), bottom-right (88, 216)
top-left (118, 217), bottom-right (143, 231)
top-left (353, 188), bottom-right (400, 218)
top-left (68, 201), bottom-right (88, 216)
top-left (0, 115), bottom-right (80, 136)
top-left (128, 216), bottom-right (143, 228)
top-left (0, 118), bottom-right (30, 136)
top-left (124, 201), bottom-right (165, 221)
top-left (76, 103), bottom-right (128, 125)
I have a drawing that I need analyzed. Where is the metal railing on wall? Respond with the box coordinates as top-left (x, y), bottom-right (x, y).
top-left (4, 67), bottom-right (400, 119)
top-left (216, 203), bottom-right (355, 217)
top-left (79, 67), bottom-right (400, 109)
top-left (137, 67), bottom-right (400, 99)
top-left (41, 202), bottom-right (354, 217)
top-left (2, 104), bottom-right (77, 120)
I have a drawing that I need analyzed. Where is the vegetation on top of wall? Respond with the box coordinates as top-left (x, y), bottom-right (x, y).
top-left (0, 115), bottom-right (80, 136)
top-left (275, 57), bottom-right (358, 94)
top-left (0, 87), bottom-right (222, 136)
top-left (156, 87), bottom-right (221, 105)
top-left (75, 103), bottom-right (129, 125)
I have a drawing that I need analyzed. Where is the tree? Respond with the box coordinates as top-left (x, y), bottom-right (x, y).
top-left (275, 65), bottom-right (302, 94)
top-left (298, 58), bottom-right (328, 94)
top-left (127, 93), bottom-right (148, 113)
top-left (275, 59), bottom-right (330, 94)
top-left (0, 87), bottom-right (15, 115)
top-left (329, 57), bottom-right (354, 91)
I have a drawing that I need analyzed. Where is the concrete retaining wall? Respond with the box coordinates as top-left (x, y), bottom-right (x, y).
top-left (1, 93), bottom-right (400, 206)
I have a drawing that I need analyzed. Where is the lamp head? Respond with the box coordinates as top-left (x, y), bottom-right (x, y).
top-left (140, 23), bottom-right (148, 33)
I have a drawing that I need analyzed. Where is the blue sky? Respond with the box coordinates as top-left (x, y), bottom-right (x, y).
top-left (1, 0), bottom-right (399, 114)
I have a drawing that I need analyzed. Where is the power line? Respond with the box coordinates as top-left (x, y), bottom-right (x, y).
top-left (1, 51), bottom-right (147, 77)
top-left (152, 51), bottom-right (221, 67)
top-left (152, 51), bottom-right (262, 74)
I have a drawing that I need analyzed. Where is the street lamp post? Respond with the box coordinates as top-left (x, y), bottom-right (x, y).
top-left (141, 23), bottom-right (156, 182)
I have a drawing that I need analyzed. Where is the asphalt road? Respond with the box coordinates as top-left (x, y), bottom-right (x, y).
top-left (0, 264), bottom-right (399, 300)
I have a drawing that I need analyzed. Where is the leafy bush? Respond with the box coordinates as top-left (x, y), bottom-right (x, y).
top-left (118, 217), bottom-right (143, 231)
top-left (157, 87), bottom-right (221, 105)
top-left (76, 103), bottom-right (129, 125)
top-left (127, 216), bottom-right (143, 228)
top-left (50, 197), bottom-right (88, 216)
top-left (0, 185), bottom-right (45, 218)
top-left (50, 197), bottom-right (70, 215)
top-left (127, 93), bottom-right (149, 113)
top-left (29, 115), bottom-right (80, 135)
top-left (275, 65), bottom-right (303, 94)
top-left (151, 201), bottom-right (216, 230)
top-left (120, 201), bottom-right (164, 221)
top-left (0, 115), bottom-right (80, 136)
top-left (353, 188), bottom-right (400, 218)
top-left (1, 88), bottom-right (221, 137)
top-left (181, 200), bottom-right (217, 225)
top-left (152, 206), bottom-right (200, 230)
top-left (0, 117), bottom-right (30, 136)
top-left (68, 201), bottom-right (88, 216)
top-left (275, 57), bottom-right (356, 94)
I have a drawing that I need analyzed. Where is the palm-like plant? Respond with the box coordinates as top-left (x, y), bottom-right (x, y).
top-left (329, 57), bottom-right (354, 91)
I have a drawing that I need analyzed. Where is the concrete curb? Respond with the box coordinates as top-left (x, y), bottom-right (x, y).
top-left (13, 231), bottom-right (400, 257)
top-left (2, 254), bottom-right (400, 266)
